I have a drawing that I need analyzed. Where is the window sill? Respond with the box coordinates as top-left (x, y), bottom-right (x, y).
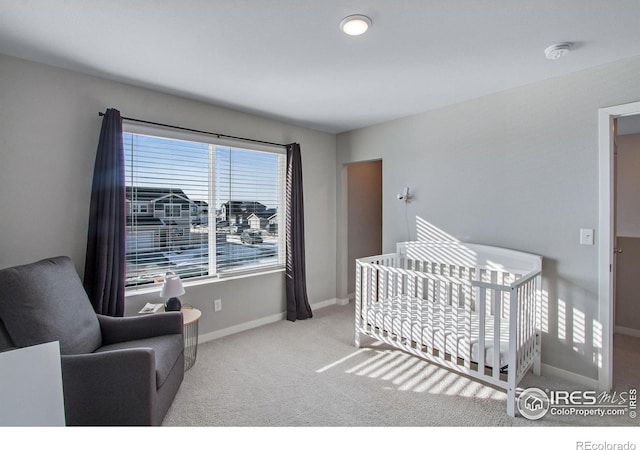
top-left (125, 266), bottom-right (285, 298)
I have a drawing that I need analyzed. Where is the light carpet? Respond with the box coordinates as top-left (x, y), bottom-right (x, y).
top-left (162, 303), bottom-right (639, 427)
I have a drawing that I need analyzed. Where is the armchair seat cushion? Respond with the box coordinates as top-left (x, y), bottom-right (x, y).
top-left (96, 334), bottom-right (184, 388)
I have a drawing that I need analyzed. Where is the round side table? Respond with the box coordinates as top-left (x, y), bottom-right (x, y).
top-left (180, 306), bottom-right (201, 371)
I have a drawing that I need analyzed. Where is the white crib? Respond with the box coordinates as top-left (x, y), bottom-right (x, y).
top-left (354, 241), bottom-right (542, 416)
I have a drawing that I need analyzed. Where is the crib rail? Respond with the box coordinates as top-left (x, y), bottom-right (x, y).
top-left (354, 247), bottom-right (542, 417)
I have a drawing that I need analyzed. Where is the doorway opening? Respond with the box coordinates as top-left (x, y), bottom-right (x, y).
top-left (597, 101), bottom-right (640, 391)
top-left (344, 160), bottom-right (382, 299)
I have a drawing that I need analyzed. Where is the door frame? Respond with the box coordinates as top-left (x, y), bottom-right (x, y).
top-left (597, 100), bottom-right (640, 391)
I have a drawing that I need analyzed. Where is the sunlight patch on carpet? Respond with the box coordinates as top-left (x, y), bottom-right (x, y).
top-left (317, 347), bottom-right (507, 400)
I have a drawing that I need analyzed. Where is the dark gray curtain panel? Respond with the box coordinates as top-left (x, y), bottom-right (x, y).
top-left (285, 143), bottom-right (313, 321)
top-left (84, 108), bottom-right (126, 316)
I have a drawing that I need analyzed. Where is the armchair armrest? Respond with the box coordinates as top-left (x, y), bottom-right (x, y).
top-left (61, 349), bottom-right (158, 425)
top-left (97, 312), bottom-right (183, 345)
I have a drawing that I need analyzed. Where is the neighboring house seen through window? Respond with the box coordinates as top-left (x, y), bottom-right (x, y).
top-left (123, 126), bottom-right (285, 287)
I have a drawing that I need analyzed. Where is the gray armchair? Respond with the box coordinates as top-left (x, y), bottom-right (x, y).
top-left (0, 256), bottom-right (184, 426)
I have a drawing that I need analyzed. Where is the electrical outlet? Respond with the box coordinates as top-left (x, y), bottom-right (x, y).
top-left (214, 299), bottom-right (222, 312)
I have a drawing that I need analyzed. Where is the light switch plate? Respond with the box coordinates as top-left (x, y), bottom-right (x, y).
top-left (580, 228), bottom-right (594, 246)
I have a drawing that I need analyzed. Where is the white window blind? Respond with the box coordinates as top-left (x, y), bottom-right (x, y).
top-left (124, 129), bottom-right (285, 287)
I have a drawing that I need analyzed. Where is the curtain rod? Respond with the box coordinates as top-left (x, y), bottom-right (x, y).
top-left (98, 112), bottom-right (290, 149)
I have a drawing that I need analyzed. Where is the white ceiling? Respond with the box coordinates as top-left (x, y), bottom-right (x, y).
top-left (1, 0), bottom-right (640, 134)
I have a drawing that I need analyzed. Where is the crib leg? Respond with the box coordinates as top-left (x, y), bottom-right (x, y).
top-left (354, 329), bottom-right (360, 348)
top-left (533, 332), bottom-right (541, 376)
top-left (507, 387), bottom-right (516, 417)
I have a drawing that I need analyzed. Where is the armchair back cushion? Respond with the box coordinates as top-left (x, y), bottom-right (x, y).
top-left (0, 256), bottom-right (102, 354)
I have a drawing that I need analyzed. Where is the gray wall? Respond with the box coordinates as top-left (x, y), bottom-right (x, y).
top-left (0, 54), bottom-right (337, 335)
top-left (336, 56), bottom-right (640, 381)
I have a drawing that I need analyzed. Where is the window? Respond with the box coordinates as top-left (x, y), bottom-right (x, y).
top-left (124, 126), bottom-right (285, 287)
top-left (133, 203), bottom-right (149, 214)
top-left (164, 204), bottom-right (182, 218)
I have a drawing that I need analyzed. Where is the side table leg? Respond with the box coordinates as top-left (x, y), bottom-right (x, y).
top-left (184, 320), bottom-right (199, 371)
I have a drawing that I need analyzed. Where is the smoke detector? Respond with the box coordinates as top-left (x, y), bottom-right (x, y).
top-left (545, 43), bottom-right (572, 60)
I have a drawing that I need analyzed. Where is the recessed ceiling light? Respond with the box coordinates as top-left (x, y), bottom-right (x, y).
top-left (544, 43), bottom-right (572, 60)
top-left (340, 14), bottom-right (371, 36)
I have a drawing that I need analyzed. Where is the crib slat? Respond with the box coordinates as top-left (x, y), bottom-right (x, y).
top-left (451, 269), bottom-right (460, 362)
top-left (520, 282), bottom-right (527, 368)
top-left (524, 279), bottom-right (536, 371)
top-left (415, 277), bottom-right (424, 347)
top-left (491, 272), bottom-right (497, 314)
top-left (437, 278), bottom-right (446, 357)
top-left (422, 277), bottom-right (430, 353)
top-left (477, 286), bottom-right (486, 374)
top-left (462, 267), bottom-right (472, 370)
top-left (404, 272), bottom-right (416, 344)
top-left (493, 289), bottom-right (501, 380)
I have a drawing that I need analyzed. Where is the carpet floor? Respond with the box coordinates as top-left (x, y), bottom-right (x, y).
top-left (162, 303), bottom-right (639, 428)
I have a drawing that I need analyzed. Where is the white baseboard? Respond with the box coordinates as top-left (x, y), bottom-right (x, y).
top-left (199, 297), bottom-right (349, 344)
top-left (541, 363), bottom-right (599, 389)
top-left (199, 311), bottom-right (286, 344)
top-left (615, 326), bottom-right (640, 338)
top-left (312, 298), bottom-right (342, 309)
